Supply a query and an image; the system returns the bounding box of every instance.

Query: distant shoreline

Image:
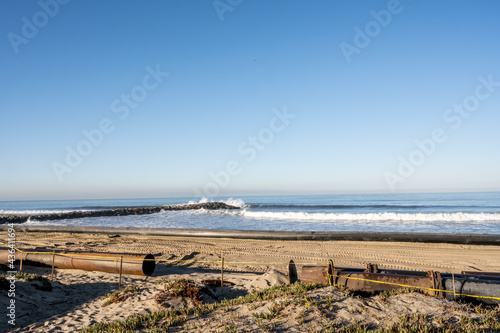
[0,202,240,224]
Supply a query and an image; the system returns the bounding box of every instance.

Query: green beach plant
[101,285,143,307]
[81,281,500,333]
[81,282,323,332]
[0,272,53,291]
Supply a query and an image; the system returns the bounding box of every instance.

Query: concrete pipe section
[0,247,155,276]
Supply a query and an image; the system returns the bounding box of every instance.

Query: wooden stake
[119,256,123,287]
[51,253,55,281]
[20,252,23,272]
[221,251,224,294]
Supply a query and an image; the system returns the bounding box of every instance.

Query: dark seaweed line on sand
[0,202,239,224]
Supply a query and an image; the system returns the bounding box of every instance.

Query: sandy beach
[4,0,500,331]
[2,230,500,332]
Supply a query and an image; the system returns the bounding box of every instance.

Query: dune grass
[81,281,500,333]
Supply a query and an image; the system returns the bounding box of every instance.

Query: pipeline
[462,271,500,277]
[0,247,155,276]
[442,276,500,304]
[364,267,500,282]
[291,260,500,305]
[3,225,500,245]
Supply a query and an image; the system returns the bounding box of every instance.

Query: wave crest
[240,211,500,222]
[188,198,246,208]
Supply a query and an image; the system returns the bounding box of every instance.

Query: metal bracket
[428,271,443,297]
[365,263,379,273]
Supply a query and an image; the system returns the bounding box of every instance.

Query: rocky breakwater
[0,202,240,224]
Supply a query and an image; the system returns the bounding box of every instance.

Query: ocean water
[1,192,500,234]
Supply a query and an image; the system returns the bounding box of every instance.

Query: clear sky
[1,0,499,201]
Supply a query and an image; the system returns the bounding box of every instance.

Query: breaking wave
[238,211,500,222]
[188,198,247,208]
[247,204,497,210]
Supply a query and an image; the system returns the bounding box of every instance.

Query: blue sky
[1,0,499,201]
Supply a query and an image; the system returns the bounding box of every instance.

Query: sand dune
[1,231,500,332]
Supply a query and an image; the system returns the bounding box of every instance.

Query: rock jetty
[0,202,240,225]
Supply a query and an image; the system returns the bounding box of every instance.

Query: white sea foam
[21,208,500,234]
[239,211,500,222]
[187,198,247,208]
[12,193,500,234]
[222,198,246,208]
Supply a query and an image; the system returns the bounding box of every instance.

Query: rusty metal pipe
[299,265,440,295]
[0,247,155,276]
[298,263,500,304]
[364,269,500,282]
[461,271,500,278]
[368,269,500,283]
[326,265,500,282]
[333,271,443,296]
